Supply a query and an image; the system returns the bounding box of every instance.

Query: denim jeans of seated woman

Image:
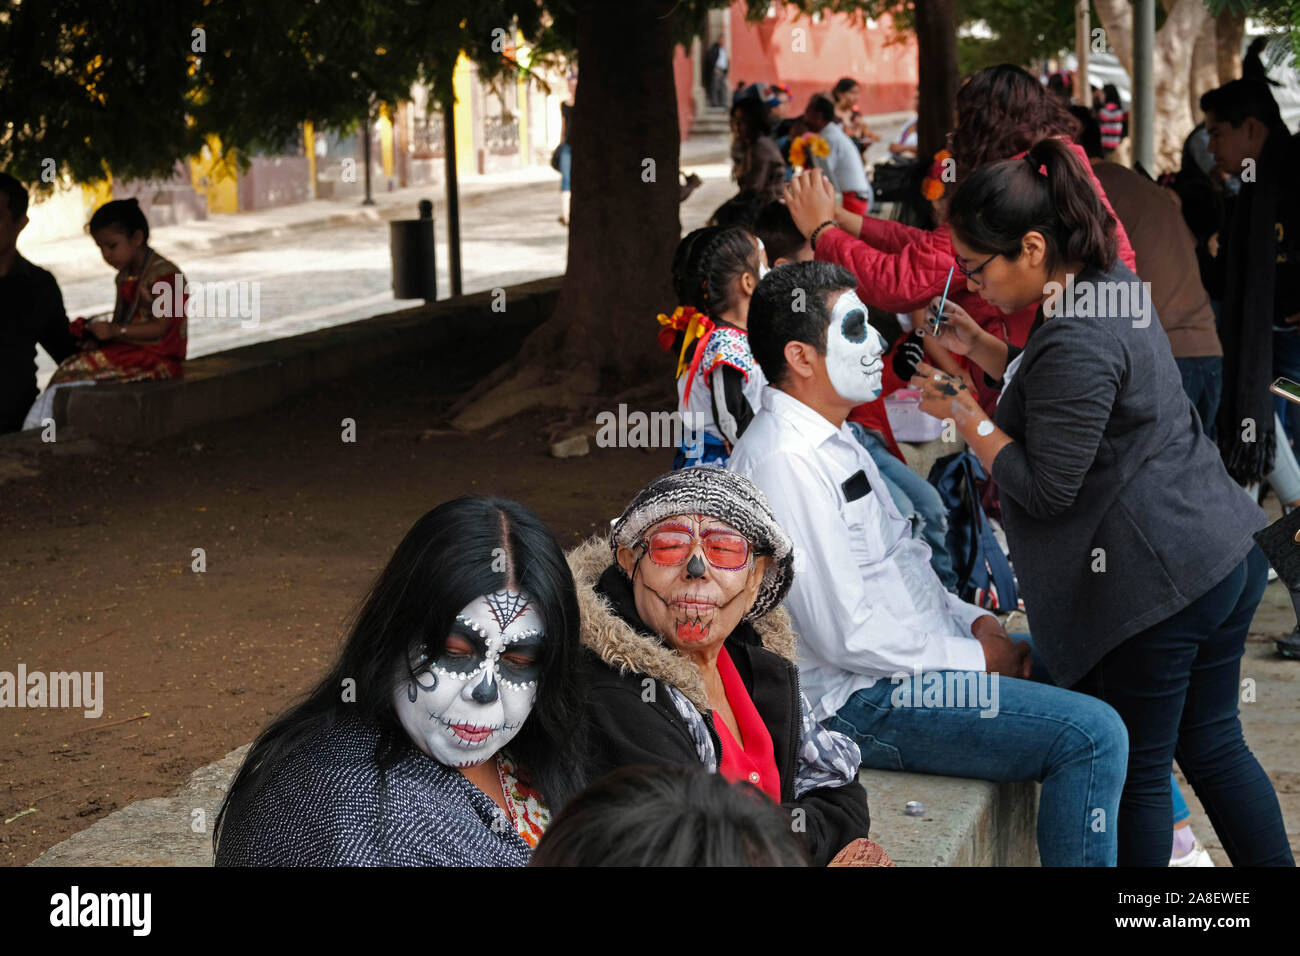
[846,422,958,590]
[822,658,1128,866]
[1071,546,1293,867]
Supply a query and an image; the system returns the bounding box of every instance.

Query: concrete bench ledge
[29,746,1039,866]
[45,277,562,445]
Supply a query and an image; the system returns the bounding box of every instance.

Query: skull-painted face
[393,590,545,769]
[824,289,887,403]
[617,515,769,659]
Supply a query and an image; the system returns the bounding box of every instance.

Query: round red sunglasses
[639,525,752,571]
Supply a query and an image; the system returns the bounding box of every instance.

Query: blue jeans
[824,667,1128,866]
[558,142,572,192]
[1174,356,1222,440]
[1071,547,1293,866]
[847,423,958,590]
[1013,634,1193,833]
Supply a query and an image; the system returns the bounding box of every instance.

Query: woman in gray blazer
[909,137,1292,867]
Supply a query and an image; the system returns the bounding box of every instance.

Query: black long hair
[671,225,759,318]
[213,496,586,852]
[947,137,1117,275]
[529,765,809,866]
[88,197,150,240]
[730,96,771,144]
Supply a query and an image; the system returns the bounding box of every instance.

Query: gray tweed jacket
[991,261,1266,687]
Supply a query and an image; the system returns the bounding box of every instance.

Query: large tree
[0,0,548,184]
[0,0,960,428]
[1092,0,1213,171]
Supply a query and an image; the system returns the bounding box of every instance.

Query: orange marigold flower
[788,138,807,167]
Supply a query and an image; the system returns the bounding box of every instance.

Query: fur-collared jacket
[568,538,872,866]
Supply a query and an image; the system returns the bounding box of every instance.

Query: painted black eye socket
[499,653,542,682]
[841,308,867,343]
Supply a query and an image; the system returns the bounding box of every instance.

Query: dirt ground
[0,347,671,865]
[3,342,1297,866]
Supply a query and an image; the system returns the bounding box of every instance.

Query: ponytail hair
[671,225,759,317]
[947,137,1117,274]
[88,197,150,241]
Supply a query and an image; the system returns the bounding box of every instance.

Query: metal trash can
[390,199,437,301]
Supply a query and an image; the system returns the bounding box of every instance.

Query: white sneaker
[1170,839,1216,867]
[1268,566,1280,583]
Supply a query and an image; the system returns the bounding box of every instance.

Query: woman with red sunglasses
[567,466,877,866]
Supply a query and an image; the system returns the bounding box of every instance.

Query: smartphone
[1270,377,1300,406]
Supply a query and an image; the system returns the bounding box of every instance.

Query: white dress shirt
[729,387,989,722]
[817,120,869,197]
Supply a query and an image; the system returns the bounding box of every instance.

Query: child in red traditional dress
[23,199,187,429]
[656,225,767,469]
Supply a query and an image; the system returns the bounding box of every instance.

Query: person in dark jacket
[0,173,78,433]
[1201,72,1300,661]
[912,137,1292,867]
[569,466,874,867]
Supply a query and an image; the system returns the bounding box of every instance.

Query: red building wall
[673,45,697,143]
[674,3,918,138]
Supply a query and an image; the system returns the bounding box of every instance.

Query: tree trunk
[913,0,958,160]
[556,0,681,385]
[450,0,681,430]
[1190,19,1219,119]
[1215,8,1246,84]
[1093,0,1209,173]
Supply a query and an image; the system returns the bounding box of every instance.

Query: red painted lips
[450,724,495,742]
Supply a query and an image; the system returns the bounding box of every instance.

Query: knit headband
[610,466,795,621]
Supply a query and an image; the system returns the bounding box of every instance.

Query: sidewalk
[21,133,736,284]
[18,107,915,284]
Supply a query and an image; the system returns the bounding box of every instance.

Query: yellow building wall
[81,177,113,219]
[379,104,394,177]
[189,135,239,214]
[516,33,530,167]
[452,52,475,178]
[304,120,317,199]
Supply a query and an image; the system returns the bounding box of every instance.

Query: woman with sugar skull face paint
[214,496,586,867]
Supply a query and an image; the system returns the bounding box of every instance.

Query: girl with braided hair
[656,225,768,468]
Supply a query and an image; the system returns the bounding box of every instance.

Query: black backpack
[928,451,1019,611]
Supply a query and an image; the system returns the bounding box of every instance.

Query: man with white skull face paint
[213,497,586,867]
[731,261,1130,867]
[824,289,887,403]
[394,591,545,769]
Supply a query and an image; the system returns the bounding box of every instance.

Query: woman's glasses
[641,527,752,571]
[955,252,997,282]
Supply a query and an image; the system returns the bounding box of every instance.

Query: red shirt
[713,646,781,802]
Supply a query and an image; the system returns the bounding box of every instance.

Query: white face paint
[393,590,545,769]
[825,289,887,402]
